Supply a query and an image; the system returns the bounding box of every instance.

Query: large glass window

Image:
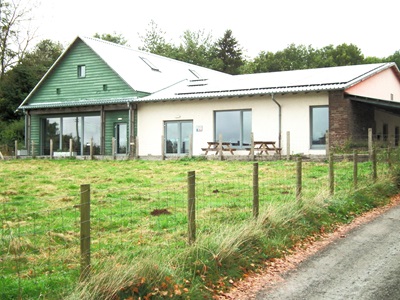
[42,115,100,155]
[62,117,81,154]
[215,110,252,147]
[165,121,193,154]
[43,118,60,155]
[310,106,329,148]
[83,116,101,155]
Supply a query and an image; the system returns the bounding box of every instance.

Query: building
[18,36,400,158]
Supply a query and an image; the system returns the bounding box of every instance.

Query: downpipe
[271,94,282,149]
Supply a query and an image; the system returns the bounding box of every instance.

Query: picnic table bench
[246,141,281,155]
[202,142,236,155]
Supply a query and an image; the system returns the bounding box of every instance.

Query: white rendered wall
[136,92,329,157]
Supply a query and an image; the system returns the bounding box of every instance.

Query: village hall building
[18,36,400,159]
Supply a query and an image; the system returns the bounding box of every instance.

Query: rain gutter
[271,93,282,149]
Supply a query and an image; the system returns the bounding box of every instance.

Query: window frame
[214,109,252,148]
[164,120,193,154]
[77,65,86,78]
[41,115,101,155]
[310,105,329,149]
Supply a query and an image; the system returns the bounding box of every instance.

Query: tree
[0,39,62,145]
[138,20,177,57]
[326,43,364,66]
[242,51,279,73]
[175,29,214,68]
[212,29,244,74]
[94,32,128,46]
[386,50,400,69]
[0,0,37,79]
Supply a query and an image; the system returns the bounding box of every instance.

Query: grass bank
[0,157,399,299]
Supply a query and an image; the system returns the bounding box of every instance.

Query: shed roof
[138,63,400,102]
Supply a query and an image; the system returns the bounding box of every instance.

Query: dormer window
[77,65,86,78]
[140,57,160,72]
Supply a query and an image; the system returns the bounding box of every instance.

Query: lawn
[0,156,398,299]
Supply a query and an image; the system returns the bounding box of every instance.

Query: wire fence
[0,150,397,299]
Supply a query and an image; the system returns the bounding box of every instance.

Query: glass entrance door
[115,123,127,154]
[164,121,193,154]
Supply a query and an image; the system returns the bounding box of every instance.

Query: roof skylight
[189,69,200,79]
[140,57,160,72]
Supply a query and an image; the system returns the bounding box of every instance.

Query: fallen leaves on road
[218,194,400,300]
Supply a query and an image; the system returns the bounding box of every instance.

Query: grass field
[0,156,398,299]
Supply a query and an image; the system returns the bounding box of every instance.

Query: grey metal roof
[80,36,231,93]
[18,34,400,111]
[138,63,398,102]
[19,97,139,110]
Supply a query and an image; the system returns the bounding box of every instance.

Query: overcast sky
[32,0,398,59]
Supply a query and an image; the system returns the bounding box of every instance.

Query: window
[115,123,127,154]
[383,123,388,142]
[42,116,101,155]
[164,121,193,154]
[139,57,160,72]
[215,110,252,147]
[77,65,86,78]
[56,88,61,94]
[310,106,329,149]
[103,84,108,91]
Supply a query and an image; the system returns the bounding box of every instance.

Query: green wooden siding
[30,114,41,156]
[105,110,129,155]
[27,40,144,105]
[26,39,144,156]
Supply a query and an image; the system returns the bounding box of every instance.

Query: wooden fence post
[372,147,377,182]
[325,130,329,157]
[112,137,116,160]
[387,145,392,170]
[296,156,302,201]
[368,128,373,160]
[50,139,54,159]
[15,140,18,159]
[250,132,255,161]
[69,138,73,157]
[189,134,193,159]
[80,184,91,281]
[218,134,223,161]
[31,140,35,159]
[187,171,196,244]
[90,138,94,160]
[161,135,165,160]
[286,131,290,160]
[329,152,334,195]
[129,135,135,159]
[353,150,358,189]
[253,162,259,218]
[135,136,139,159]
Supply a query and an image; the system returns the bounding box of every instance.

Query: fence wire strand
[0,151,395,298]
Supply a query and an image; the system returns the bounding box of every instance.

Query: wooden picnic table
[247,141,281,155]
[202,142,236,155]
